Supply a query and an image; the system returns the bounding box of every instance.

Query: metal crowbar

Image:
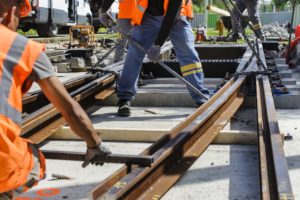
[116,27,209,100]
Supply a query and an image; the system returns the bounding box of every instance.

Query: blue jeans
[231,0,263,36]
[117,13,209,105]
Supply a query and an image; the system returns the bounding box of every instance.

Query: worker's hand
[99,12,113,27]
[147,45,161,63]
[82,143,112,168]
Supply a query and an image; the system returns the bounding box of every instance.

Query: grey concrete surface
[18,108,300,200]
[277,110,300,200]
[18,141,152,200]
[28,72,87,93]
[162,145,260,200]
[162,109,300,200]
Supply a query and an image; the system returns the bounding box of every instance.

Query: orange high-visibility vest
[118,0,136,19]
[0,25,46,193]
[181,0,193,19]
[19,0,32,18]
[131,0,193,25]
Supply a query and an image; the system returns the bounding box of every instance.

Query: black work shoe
[226,33,242,42]
[117,100,131,117]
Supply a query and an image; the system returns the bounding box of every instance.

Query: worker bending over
[0,1,111,199]
[227,0,264,42]
[100,0,209,117]
[99,0,135,62]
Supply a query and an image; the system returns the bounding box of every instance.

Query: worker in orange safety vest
[98,0,194,62]
[0,0,111,199]
[100,0,210,116]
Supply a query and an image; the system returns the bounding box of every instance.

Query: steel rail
[42,150,154,167]
[22,72,119,144]
[23,73,98,105]
[22,74,115,133]
[89,76,236,199]
[256,75,294,200]
[88,44,252,200]
[89,75,246,200]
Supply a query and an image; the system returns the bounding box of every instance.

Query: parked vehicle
[19,0,93,37]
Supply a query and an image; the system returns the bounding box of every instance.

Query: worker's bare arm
[37,76,101,148]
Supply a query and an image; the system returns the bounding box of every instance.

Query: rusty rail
[256,75,294,200]
[88,43,294,200]
[89,75,246,200]
[43,150,154,167]
[22,73,98,105]
[21,63,122,144]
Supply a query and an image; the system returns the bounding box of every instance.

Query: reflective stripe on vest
[137,4,146,12]
[0,25,46,193]
[0,35,28,126]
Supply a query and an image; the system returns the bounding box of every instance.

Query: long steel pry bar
[43,150,154,167]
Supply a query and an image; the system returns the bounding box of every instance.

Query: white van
[19,0,93,37]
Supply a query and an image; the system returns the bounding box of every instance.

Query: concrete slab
[18,141,152,200]
[163,109,300,200]
[162,145,260,200]
[28,72,87,93]
[223,109,257,132]
[51,107,258,145]
[243,92,300,109]
[18,109,300,200]
[100,78,219,107]
[276,64,289,71]
[274,58,287,65]
[279,71,293,78]
[52,107,194,142]
[277,110,300,200]
[282,78,297,85]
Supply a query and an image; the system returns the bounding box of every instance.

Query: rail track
[22,61,123,144]
[20,42,294,200]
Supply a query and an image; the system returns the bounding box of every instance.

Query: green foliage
[273,0,287,7]
[17,29,38,36]
[272,0,300,9]
[192,0,228,13]
[193,4,201,13]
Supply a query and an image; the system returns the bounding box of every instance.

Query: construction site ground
[19,73,300,200]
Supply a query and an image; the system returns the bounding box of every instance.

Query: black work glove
[147,44,161,63]
[82,143,111,168]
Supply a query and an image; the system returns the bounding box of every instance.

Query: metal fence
[260,12,291,25]
[191,12,292,28]
[294,5,300,27]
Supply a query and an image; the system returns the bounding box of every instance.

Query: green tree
[272,0,300,11]
[193,4,201,13]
